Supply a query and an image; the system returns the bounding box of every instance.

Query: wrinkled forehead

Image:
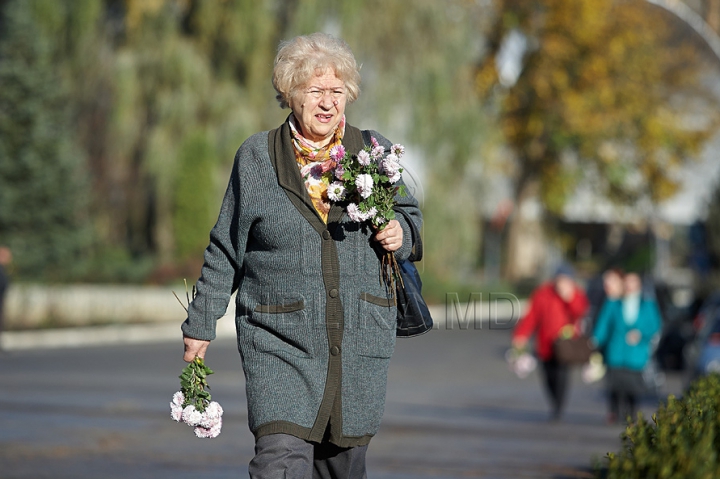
[305,67,344,87]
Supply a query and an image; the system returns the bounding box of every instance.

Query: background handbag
[554,336,594,364]
[394,207,433,338]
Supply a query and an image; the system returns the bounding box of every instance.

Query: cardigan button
[330,345,341,356]
[329,288,339,298]
[322,230,331,240]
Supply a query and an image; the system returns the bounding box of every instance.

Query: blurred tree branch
[475,0,720,280]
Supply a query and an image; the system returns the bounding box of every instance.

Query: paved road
[0,326,683,479]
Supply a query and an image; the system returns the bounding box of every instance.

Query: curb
[1,301,523,351]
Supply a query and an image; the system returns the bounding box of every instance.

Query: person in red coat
[512,264,589,420]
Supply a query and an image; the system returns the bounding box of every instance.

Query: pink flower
[371,145,385,159]
[391,144,405,157]
[355,174,374,199]
[357,150,371,166]
[330,145,346,161]
[370,136,380,148]
[381,156,402,183]
[328,181,346,201]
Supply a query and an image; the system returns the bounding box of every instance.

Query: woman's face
[291,68,347,145]
[624,273,642,295]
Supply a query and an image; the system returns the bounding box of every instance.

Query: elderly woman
[181,33,422,478]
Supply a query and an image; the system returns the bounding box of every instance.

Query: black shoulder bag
[393,207,433,337]
[358,130,433,337]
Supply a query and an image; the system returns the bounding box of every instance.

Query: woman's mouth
[315,114,333,123]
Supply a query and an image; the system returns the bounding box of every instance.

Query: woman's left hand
[374,219,403,252]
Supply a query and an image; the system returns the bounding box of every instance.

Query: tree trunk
[503,177,547,282]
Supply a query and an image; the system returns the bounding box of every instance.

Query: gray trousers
[248,434,368,479]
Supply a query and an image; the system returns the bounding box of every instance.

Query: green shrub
[602,374,720,479]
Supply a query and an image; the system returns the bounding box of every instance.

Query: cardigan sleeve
[181,145,251,341]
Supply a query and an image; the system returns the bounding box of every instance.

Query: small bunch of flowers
[170,357,223,438]
[327,137,406,228]
[505,346,537,379]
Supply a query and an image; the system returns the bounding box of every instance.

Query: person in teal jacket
[592,272,662,424]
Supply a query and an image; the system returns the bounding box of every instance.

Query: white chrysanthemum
[362,207,378,222]
[391,144,405,157]
[170,403,183,422]
[327,181,346,202]
[347,203,364,222]
[205,401,224,419]
[194,417,222,438]
[182,405,203,427]
[172,391,184,406]
[371,145,385,159]
[355,174,374,199]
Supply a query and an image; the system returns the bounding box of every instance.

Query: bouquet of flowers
[505,346,537,379]
[327,137,407,286]
[170,356,224,438]
[170,281,223,438]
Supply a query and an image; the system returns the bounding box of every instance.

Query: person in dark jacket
[181,33,422,479]
[512,264,589,420]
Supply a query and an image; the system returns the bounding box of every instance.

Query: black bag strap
[360,130,422,262]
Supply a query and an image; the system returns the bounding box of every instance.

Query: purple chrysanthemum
[334,163,345,179]
[330,145,346,161]
[355,174,374,199]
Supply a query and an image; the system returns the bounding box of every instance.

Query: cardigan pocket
[355,293,397,358]
[248,299,314,358]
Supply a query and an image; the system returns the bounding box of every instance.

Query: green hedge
[602,374,720,479]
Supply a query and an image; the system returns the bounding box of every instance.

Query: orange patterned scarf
[288,114,346,223]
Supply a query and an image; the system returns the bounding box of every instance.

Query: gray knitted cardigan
[182,120,422,447]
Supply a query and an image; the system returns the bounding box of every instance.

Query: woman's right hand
[183,335,210,362]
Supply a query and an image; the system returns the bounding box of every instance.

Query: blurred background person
[592,272,662,424]
[512,264,589,420]
[0,246,11,350]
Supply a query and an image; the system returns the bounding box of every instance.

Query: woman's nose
[320,95,336,108]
